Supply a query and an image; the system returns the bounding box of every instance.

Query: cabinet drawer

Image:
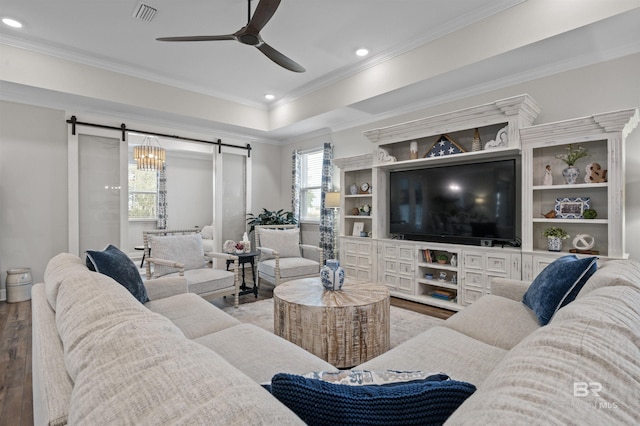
[398,262,413,275]
[382,244,398,258]
[398,246,414,261]
[486,255,508,273]
[384,259,398,273]
[464,271,484,288]
[344,253,358,267]
[463,253,483,270]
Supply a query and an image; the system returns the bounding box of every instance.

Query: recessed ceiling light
[264,94,275,101]
[355,48,369,57]
[2,17,23,28]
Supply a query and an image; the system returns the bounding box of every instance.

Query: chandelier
[133,136,166,171]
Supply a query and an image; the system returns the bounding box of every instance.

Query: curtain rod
[66,115,252,157]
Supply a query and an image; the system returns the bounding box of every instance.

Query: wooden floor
[0,300,33,426]
[1,275,453,425]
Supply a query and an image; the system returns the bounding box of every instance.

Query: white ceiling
[1,0,640,142]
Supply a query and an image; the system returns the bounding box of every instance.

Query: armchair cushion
[258,257,320,279]
[258,228,301,260]
[150,234,206,277]
[85,244,149,304]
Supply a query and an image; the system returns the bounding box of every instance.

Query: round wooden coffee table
[273,278,390,368]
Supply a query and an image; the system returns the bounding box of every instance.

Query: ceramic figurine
[543,165,553,186]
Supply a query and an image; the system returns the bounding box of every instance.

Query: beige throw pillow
[258,228,301,260]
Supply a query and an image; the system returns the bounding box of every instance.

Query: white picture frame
[352,222,365,236]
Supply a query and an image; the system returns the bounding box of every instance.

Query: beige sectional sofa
[33,253,640,425]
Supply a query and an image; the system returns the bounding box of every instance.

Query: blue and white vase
[321,259,345,291]
[562,166,579,185]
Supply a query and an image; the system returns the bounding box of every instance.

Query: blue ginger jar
[321,259,345,291]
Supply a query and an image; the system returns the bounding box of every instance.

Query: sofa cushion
[522,255,597,325]
[86,244,149,303]
[258,257,319,278]
[145,293,241,339]
[150,234,206,277]
[43,252,90,311]
[577,258,640,298]
[267,372,475,426]
[258,228,301,260]
[195,323,336,384]
[444,294,540,350]
[446,284,640,426]
[356,326,508,386]
[55,264,304,425]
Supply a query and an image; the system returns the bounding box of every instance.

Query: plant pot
[562,166,580,184]
[547,237,563,252]
[437,259,447,265]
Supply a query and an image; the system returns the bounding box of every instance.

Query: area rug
[223,298,444,348]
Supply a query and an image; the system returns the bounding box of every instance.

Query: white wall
[0,101,69,292]
[280,53,640,260]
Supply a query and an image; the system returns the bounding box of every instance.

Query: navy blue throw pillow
[523,255,597,325]
[86,244,149,304]
[267,373,476,426]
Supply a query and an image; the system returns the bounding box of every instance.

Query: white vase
[547,237,563,252]
[562,166,579,184]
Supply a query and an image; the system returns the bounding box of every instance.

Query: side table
[226,251,259,297]
[274,278,390,368]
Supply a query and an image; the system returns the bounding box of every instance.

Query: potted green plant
[543,227,569,252]
[556,144,589,184]
[436,253,449,264]
[246,208,297,233]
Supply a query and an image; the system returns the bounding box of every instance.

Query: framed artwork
[554,197,591,219]
[352,222,365,236]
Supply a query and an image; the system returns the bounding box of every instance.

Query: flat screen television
[389,159,518,246]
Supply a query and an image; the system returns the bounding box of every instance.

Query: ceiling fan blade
[256,41,305,73]
[156,35,237,42]
[245,0,281,34]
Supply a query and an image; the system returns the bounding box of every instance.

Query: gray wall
[0,101,69,292]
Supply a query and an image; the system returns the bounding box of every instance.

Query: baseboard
[0,289,6,302]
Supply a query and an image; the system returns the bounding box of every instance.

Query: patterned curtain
[157,163,167,229]
[291,150,301,225]
[319,142,334,261]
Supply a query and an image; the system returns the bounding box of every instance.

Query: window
[300,149,323,222]
[128,163,158,220]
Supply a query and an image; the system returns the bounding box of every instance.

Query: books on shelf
[422,249,434,263]
[430,289,456,301]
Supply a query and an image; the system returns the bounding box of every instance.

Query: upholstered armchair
[143,228,240,307]
[255,225,323,287]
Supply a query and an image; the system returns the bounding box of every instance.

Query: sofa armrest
[490,277,531,301]
[144,276,188,300]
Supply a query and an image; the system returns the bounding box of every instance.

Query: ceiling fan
[157,0,305,73]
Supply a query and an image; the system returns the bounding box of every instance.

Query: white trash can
[6,268,32,303]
